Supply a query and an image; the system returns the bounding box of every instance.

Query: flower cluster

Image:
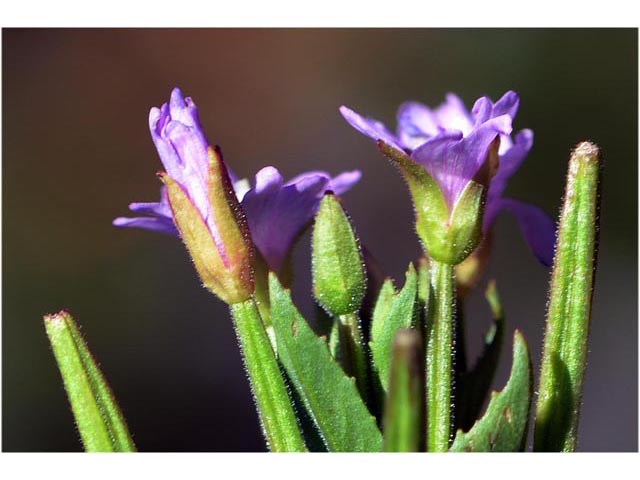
[115,88,553,302]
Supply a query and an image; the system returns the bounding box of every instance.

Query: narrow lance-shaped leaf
[312,193,368,395]
[450,331,533,452]
[455,281,506,431]
[370,279,396,335]
[534,142,602,452]
[417,257,430,313]
[44,311,136,452]
[229,299,307,452]
[370,264,419,394]
[270,273,383,452]
[383,329,425,452]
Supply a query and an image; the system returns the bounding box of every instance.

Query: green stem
[230,298,306,452]
[534,142,602,452]
[252,254,275,349]
[426,260,455,452]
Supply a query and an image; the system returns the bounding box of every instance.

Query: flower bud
[312,193,366,316]
[161,146,254,304]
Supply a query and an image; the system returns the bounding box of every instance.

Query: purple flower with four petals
[339,91,555,265]
[114,88,360,275]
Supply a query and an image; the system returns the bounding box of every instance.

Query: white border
[1,452,640,478]
[0,0,638,27]
[0,0,638,475]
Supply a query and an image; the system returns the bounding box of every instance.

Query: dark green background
[3,29,637,451]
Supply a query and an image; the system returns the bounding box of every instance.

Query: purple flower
[340,91,555,266]
[114,88,360,275]
[239,167,361,274]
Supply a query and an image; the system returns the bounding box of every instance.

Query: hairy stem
[426,260,455,452]
[230,298,306,452]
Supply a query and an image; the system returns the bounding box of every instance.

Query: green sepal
[370,264,419,394]
[378,141,485,265]
[269,273,383,452]
[44,311,136,452]
[312,193,368,395]
[383,329,425,452]
[534,142,602,452]
[455,281,506,432]
[159,146,255,304]
[312,193,366,316]
[450,331,533,452]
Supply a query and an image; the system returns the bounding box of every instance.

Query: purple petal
[491,198,556,267]
[148,88,220,243]
[410,130,464,209]
[434,93,474,135]
[113,187,179,236]
[328,170,362,195]
[254,166,284,193]
[472,91,520,128]
[488,129,534,203]
[285,170,328,187]
[492,90,520,119]
[162,121,210,213]
[149,105,182,174]
[241,167,360,273]
[241,167,329,273]
[471,96,494,125]
[396,101,439,149]
[113,216,178,235]
[339,105,404,152]
[232,178,252,202]
[285,169,362,196]
[412,116,511,210]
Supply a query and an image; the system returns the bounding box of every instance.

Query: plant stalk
[426,260,455,452]
[230,298,306,452]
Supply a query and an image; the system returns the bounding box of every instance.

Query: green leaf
[534,142,602,452]
[269,273,383,452]
[44,311,136,452]
[312,193,366,317]
[455,281,506,432]
[370,264,419,394]
[450,331,533,452]
[383,329,425,452]
[229,299,307,452]
[370,279,397,341]
[416,257,430,310]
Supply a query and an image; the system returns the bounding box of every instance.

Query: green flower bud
[312,193,366,316]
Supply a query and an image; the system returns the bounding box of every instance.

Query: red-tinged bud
[160,146,254,304]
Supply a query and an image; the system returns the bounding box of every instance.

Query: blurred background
[2,29,637,452]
